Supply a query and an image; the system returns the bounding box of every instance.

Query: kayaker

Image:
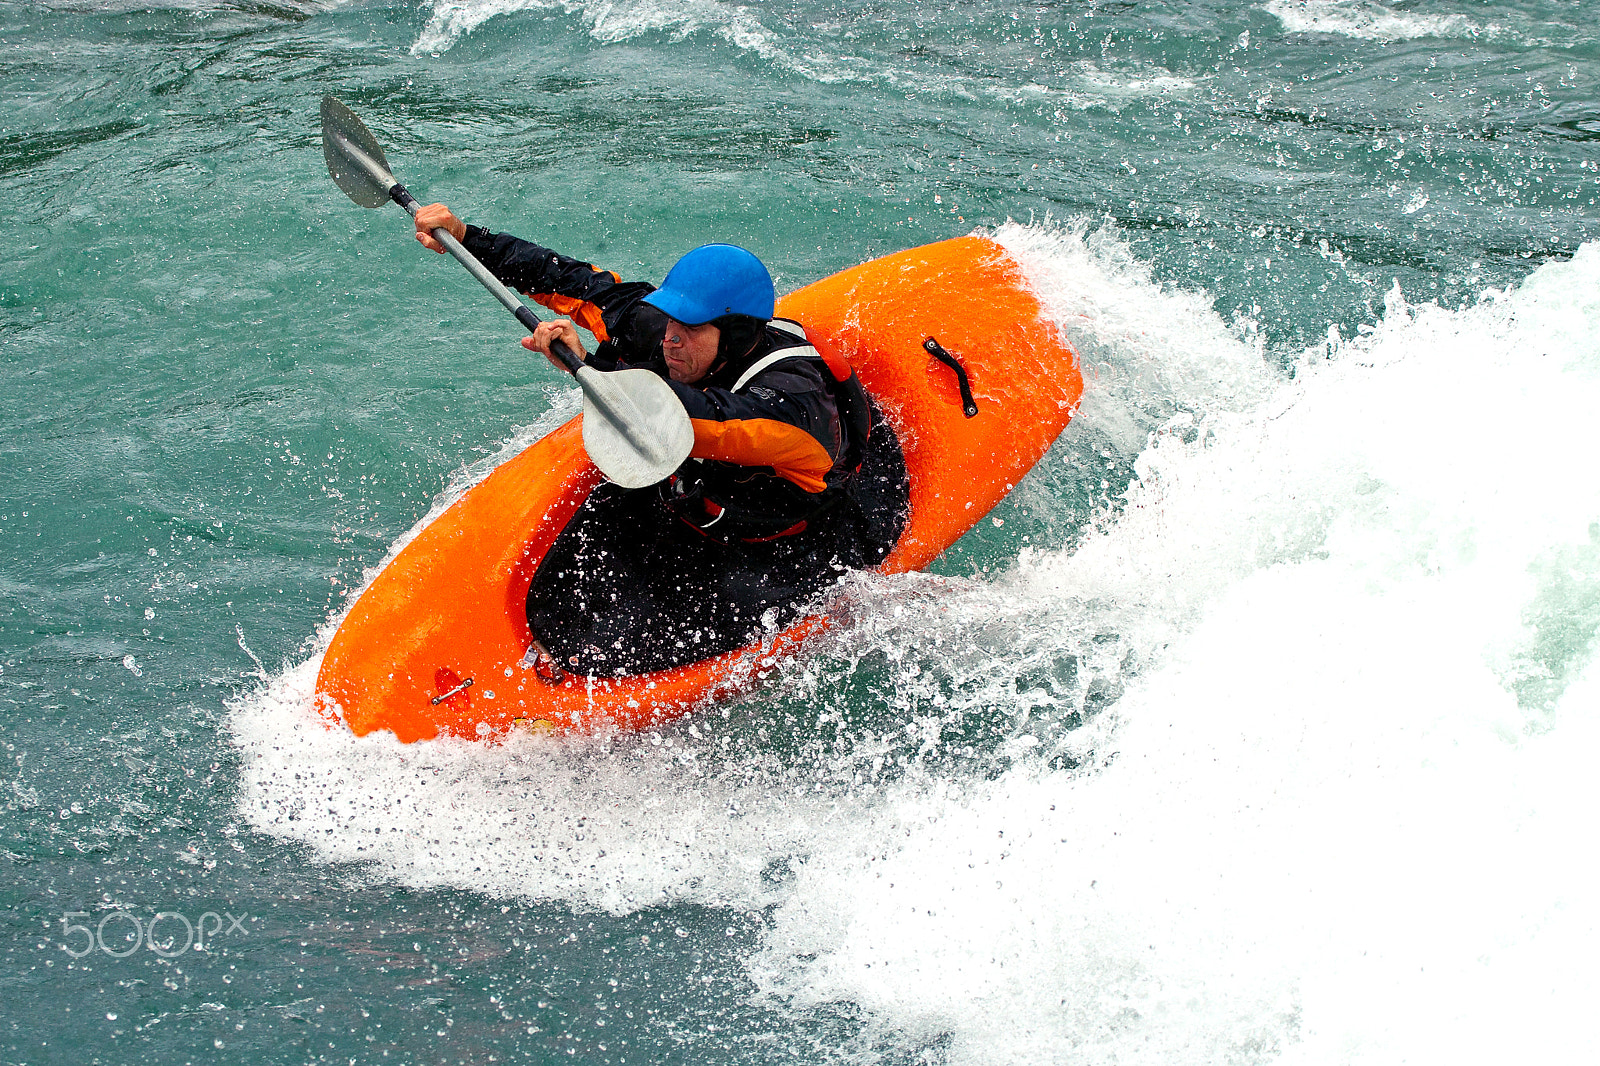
[412,204,909,678]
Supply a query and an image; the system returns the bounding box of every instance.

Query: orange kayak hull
[315,236,1081,741]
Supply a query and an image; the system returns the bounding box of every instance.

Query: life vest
[662,318,873,543]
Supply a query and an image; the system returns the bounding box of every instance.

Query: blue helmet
[642,244,775,325]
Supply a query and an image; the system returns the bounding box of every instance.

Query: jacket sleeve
[461,226,657,347]
[666,362,843,494]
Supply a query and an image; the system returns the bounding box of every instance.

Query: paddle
[319,95,693,489]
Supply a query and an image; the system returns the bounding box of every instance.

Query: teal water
[4,0,1599,1062]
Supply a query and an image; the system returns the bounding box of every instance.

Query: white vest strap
[731,319,820,392]
[731,346,821,392]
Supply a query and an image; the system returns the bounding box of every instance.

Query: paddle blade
[321,96,395,208]
[578,368,694,489]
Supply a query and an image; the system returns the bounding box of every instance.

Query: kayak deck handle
[431,676,473,705]
[923,337,979,417]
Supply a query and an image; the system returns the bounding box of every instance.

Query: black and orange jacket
[461,226,870,540]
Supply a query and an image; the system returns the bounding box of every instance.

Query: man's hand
[414,203,466,253]
[521,319,588,371]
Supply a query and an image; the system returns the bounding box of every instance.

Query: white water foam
[412,0,559,56]
[746,242,1600,1063]
[1263,0,1496,43]
[412,0,858,84]
[233,228,1600,1062]
[411,0,1199,107]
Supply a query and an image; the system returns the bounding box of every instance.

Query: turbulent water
[4,0,1599,1061]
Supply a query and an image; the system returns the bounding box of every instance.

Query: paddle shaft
[324,127,586,374]
[387,188,673,463]
[392,188,589,375]
[320,103,694,485]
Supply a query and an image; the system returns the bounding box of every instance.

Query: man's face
[662,318,721,384]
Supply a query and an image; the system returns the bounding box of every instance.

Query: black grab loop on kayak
[923,337,979,418]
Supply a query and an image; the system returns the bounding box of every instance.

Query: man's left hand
[521,319,588,371]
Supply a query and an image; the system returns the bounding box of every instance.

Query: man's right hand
[414,203,466,253]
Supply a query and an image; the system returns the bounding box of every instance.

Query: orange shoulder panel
[528,267,621,344]
[689,417,833,493]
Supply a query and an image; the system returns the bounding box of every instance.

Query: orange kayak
[315,236,1082,741]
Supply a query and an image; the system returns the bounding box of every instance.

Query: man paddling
[413,204,909,678]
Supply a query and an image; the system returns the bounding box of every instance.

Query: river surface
[3,0,1599,1062]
